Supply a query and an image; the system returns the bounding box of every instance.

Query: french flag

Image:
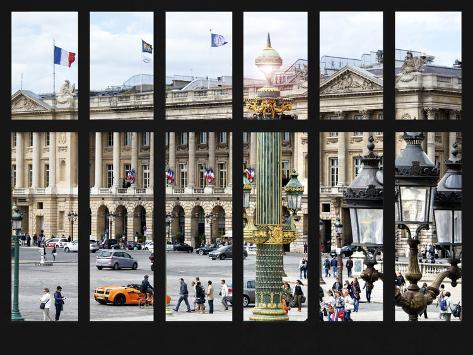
[54,46,76,67]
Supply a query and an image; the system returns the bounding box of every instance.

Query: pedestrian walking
[363,282,373,303]
[206,281,214,314]
[342,289,354,321]
[195,281,206,313]
[395,272,406,293]
[332,277,342,292]
[419,282,429,319]
[330,256,337,277]
[436,284,446,319]
[351,278,361,312]
[26,234,31,247]
[324,258,330,277]
[439,291,454,321]
[20,234,26,246]
[299,257,307,279]
[191,281,197,312]
[323,290,335,321]
[293,280,304,312]
[173,278,191,312]
[52,246,57,261]
[40,288,52,321]
[346,257,353,278]
[303,242,308,254]
[53,286,65,321]
[334,290,345,321]
[282,282,292,313]
[220,279,230,310]
[33,234,38,247]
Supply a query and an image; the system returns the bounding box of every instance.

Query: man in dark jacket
[324,258,330,277]
[174,278,191,312]
[141,275,154,302]
[332,277,343,292]
[345,257,353,278]
[330,257,337,277]
[54,286,65,321]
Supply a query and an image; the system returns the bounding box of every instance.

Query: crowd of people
[19,230,72,247]
[320,276,361,321]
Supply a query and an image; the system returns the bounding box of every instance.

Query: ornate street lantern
[12,205,23,231]
[243,172,252,209]
[255,33,283,86]
[344,136,383,246]
[433,143,462,255]
[334,218,343,235]
[395,132,439,232]
[11,205,24,321]
[284,169,304,213]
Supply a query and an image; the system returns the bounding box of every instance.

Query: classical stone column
[131,132,138,187]
[48,132,56,190]
[15,132,24,188]
[228,133,232,186]
[449,109,460,121]
[94,132,103,189]
[32,132,40,188]
[337,131,347,186]
[208,132,216,172]
[250,132,257,168]
[425,108,437,162]
[169,132,176,172]
[149,133,154,189]
[188,132,196,188]
[113,132,121,188]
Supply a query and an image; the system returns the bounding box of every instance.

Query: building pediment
[320,66,383,95]
[11,90,51,113]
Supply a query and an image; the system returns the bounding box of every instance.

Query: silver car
[95,250,138,270]
[228,279,256,307]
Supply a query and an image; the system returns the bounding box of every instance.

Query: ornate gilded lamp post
[343,136,384,290]
[394,132,461,321]
[244,34,296,321]
[11,205,24,321]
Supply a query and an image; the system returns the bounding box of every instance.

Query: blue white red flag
[54,46,76,67]
[204,168,215,183]
[211,33,228,47]
[126,168,136,183]
[166,168,175,183]
[244,167,255,182]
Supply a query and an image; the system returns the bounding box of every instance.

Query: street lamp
[394,132,461,321]
[11,205,24,321]
[334,217,343,284]
[344,136,384,289]
[433,142,462,271]
[205,213,215,244]
[165,213,174,244]
[319,220,326,285]
[67,211,78,241]
[243,172,252,210]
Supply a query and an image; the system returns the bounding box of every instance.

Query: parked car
[149,252,154,271]
[127,241,143,250]
[209,245,248,260]
[89,240,100,253]
[195,244,219,255]
[63,240,100,253]
[228,279,256,307]
[94,284,147,305]
[96,250,138,270]
[143,241,154,251]
[166,243,174,252]
[100,239,118,249]
[173,242,193,253]
[46,238,69,248]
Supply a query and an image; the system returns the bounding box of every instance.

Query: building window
[329,132,338,137]
[377,113,383,120]
[106,164,113,188]
[44,164,49,187]
[196,163,204,188]
[37,202,43,209]
[322,203,331,213]
[143,132,150,146]
[353,114,363,120]
[107,132,113,146]
[219,132,227,144]
[165,132,169,146]
[353,157,362,177]
[242,132,249,144]
[282,132,290,143]
[124,164,131,184]
[12,164,16,187]
[353,132,363,136]
[199,132,208,145]
[28,164,33,187]
[45,132,50,146]
[282,160,290,185]
[142,164,150,188]
[218,162,227,188]
[124,132,132,146]
[29,132,34,147]
[180,132,188,145]
[179,163,187,188]
[329,158,338,187]
[13,133,17,147]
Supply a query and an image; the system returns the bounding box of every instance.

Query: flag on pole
[211,33,228,47]
[126,168,136,183]
[54,46,76,67]
[166,169,175,184]
[244,167,255,182]
[204,168,215,183]
[142,40,153,63]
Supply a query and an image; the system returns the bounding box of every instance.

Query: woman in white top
[343,289,354,321]
[40,288,52,321]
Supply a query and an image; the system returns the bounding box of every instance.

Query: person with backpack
[436,284,446,319]
[324,258,330,277]
[439,291,454,321]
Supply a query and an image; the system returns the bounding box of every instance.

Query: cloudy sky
[166,12,232,79]
[90,12,153,91]
[244,12,307,80]
[320,12,383,61]
[12,12,78,94]
[396,12,461,66]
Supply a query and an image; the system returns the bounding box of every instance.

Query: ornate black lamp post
[334,218,343,284]
[67,211,78,241]
[344,136,384,290]
[11,205,24,321]
[205,212,216,244]
[394,132,461,321]
[165,213,174,244]
[319,220,325,285]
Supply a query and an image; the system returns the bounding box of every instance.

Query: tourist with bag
[40,288,52,321]
[293,280,304,312]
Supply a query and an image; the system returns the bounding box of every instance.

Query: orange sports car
[94,284,170,305]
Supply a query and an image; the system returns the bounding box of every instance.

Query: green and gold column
[244,34,296,321]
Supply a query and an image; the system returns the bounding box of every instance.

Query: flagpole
[140,40,143,95]
[53,39,56,108]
